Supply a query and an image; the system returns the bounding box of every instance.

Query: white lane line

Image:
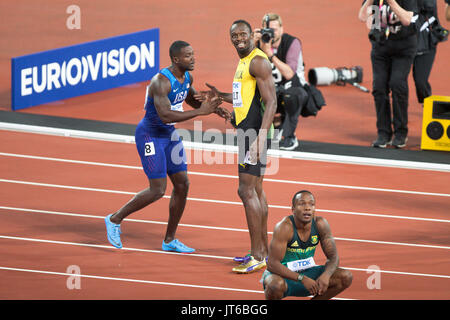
[0,266,263,294]
[2,123,450,172]
[1,179,449,224]
[1,206,449,250]
[0,265,355,300]
[0,235,230,260]
[1,235,449,279]
[1,152,449,197]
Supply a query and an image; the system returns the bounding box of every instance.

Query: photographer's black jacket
[258,33,303,88]
[363,0,419,41]
[417,0,443,53]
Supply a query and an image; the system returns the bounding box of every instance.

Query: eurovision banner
[11,28,159,110]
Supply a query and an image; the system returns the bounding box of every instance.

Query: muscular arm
[150,74,217,124]
[267,218,299,281]
[249,55,277,140]
[316,217,339,277]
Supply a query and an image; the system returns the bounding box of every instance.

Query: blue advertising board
[11,28,159,110]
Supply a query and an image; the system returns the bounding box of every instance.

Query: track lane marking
[1,152,449,197]
[1,206,449,250]
[0,235,449,279]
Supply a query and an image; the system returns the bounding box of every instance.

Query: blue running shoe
[162,239,195,253]
[105,214,122,249]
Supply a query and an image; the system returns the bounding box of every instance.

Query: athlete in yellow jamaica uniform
[196,20,277,273]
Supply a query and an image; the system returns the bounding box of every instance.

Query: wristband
[297,273,304,282]
[268,55,274,62]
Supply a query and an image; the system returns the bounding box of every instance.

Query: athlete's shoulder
[315,216,332,235]
[149,71,171,96]
[253,47,268,58]
[274,216,295,236]
[272,217,295,243]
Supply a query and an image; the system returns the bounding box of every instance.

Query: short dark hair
[292,190,314,207]
[169,40,190,61]
[230,19,252,33]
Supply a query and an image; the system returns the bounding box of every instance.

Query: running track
[0,129,449,300]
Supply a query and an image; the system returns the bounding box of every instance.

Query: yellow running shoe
[232,256,266,274]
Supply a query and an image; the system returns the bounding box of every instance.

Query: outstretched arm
[186,75,231,121]
[151,74,220,124]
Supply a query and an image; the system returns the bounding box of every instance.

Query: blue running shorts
[135,123,187,180]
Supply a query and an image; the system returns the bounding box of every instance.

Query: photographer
[359,0,419,149]
[413,0,448,104]
[254,13,310,151]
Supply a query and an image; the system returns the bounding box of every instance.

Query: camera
[431,25,449,45]
[260,15,274,43]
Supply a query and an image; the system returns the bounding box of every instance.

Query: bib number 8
[144,142,155,156]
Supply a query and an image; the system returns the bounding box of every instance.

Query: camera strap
[420,16,436,32]
[379,0,391,39]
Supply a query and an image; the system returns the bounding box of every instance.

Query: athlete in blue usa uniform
[105,41,230,253]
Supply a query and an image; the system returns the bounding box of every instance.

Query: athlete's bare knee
[149,188,165,201]
[265,277,286,300]
[238,184,255,202]
[173,178,190,194]
[340,269,353,289]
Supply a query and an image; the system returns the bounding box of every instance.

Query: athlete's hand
[199,95,221,115]
[205,83,221,97]
[215,106,232,122]
[316,273,331,296]
[302,276,320,297]
[193,89,215,102]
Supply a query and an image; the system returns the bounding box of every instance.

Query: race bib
[168,102,184,125]
[232,82,243,108]
[171,102,184,112]
[286,257,316,272]
[144,141,155,156]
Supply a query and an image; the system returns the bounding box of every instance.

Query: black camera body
[260,15,274,43]
[261,28,275,43]
[431,25,449,44]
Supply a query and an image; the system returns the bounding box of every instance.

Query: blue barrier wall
[11,28,159,110]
